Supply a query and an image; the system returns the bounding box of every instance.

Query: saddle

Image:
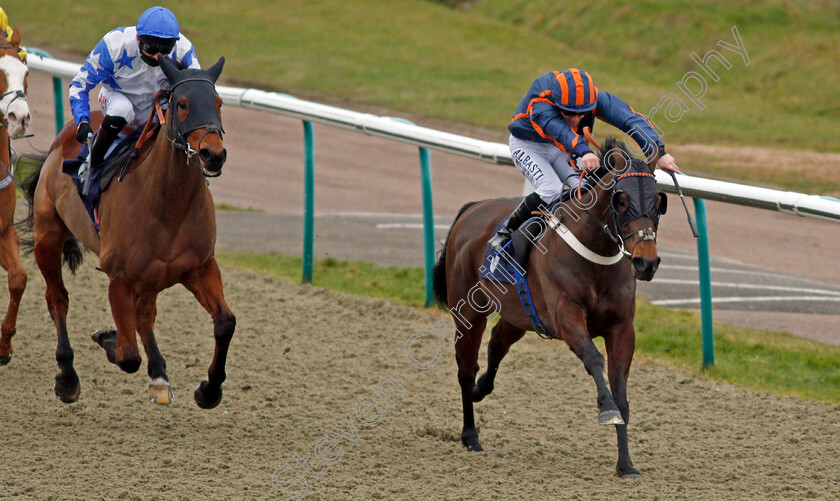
[61,103,164,231]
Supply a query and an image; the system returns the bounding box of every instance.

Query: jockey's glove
[75,122,92,143]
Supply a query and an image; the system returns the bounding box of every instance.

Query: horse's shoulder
[49,113,104,160]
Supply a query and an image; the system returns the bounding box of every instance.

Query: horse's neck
[544,168,619,260]
[0,126,8,168]
[139,130,207,216]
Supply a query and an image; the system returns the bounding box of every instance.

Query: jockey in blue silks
[69,6,200,176]
[488,68,681,253]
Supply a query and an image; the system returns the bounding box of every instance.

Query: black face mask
[139,36,177,66]
[159,56,226,160]
[609,168,667,238]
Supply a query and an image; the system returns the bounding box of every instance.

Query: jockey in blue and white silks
[69,6,200,177]
[488,68,681,253]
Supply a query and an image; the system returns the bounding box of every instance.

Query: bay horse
[432,138,667,478]
[0,28,31,366]
[21,56,234,408]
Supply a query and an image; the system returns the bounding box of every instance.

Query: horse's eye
[178,102,187,110]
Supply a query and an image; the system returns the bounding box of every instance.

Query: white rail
[25,51,840,223]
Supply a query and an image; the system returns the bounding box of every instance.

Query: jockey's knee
[101,96,135,126]
[535,188,560,205]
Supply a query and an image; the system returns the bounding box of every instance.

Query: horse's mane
[597,137,651,176]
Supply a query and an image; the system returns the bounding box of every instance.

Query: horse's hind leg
[554,300,622,425]
[473,318,525,402]
[454,315,487,451]
[33,226,79,403]
[182,257,236,409]
[604,319,641,479]
[0,224,27,365]
[135,292,172,404]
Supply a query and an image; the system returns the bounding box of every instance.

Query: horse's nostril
[7,112,16,123]
[632,257,646,272]
[199,148,213,163]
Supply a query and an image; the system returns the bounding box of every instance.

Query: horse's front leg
[182,257,236,409]
[0,223,27,365]
[604,317,641,479]
[554,300,622,425]
[135,292,172,404]
[107,278,142,373]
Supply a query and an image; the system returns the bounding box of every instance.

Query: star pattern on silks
[115,49,134,70]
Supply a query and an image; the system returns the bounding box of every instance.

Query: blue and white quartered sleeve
[175,35,200,70]
[69,37,117,126]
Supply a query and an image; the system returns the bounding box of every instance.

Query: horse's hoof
[117,357,142,374]
[0,352,12,366]
[54,375,81,404]
[194,380,222,409]
[147,378,174,405]
[461,430,484,452]
[91,329,118,364]
[598,409,625,426]
[472,372,494,402]
[617,466,642,479]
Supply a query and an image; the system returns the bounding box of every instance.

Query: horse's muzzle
[199,147,227,175]
[632,256,660,281]
[7,109,31,139]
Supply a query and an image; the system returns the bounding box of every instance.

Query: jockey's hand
[579,152,600,172]
[75,122,92,143]
[656,153,681,174]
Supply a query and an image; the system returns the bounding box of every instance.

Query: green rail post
[390,118,436,307]
[302,121,315,284]
[693,198,714,367]
[52,77,65,135]
[418,147,435,307]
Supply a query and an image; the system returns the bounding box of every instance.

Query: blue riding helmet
[136,6,180,40]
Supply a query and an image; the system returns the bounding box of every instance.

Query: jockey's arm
[595,91,677,170]
[174,35,201,70]
[69,36,114,127]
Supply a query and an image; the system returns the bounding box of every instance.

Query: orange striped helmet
[553,68,599,113]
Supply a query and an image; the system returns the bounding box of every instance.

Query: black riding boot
[87,115,127,174]
[488,192,544,253]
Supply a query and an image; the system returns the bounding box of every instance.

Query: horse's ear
[159,56,179,82]
[206,57,225,83]
[9,28,20,48]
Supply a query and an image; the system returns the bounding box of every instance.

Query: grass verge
[217,250,840,404]
[12,0,840,160]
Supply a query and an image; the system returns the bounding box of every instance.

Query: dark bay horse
[21,56,234,408]
[433,138,667,478]
[0,28,31,365]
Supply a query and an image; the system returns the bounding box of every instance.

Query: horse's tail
[17,154,85,274]
[16,153,45,254]
[432,200,480,309]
